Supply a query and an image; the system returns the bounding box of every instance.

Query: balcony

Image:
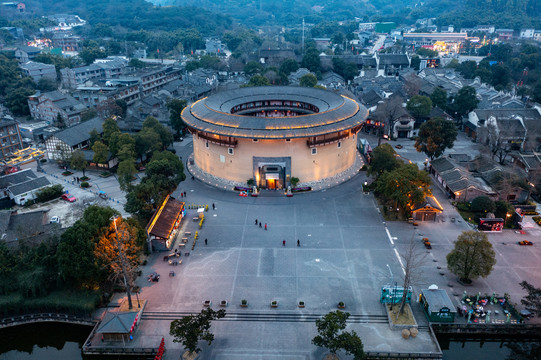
[198,132,238,147]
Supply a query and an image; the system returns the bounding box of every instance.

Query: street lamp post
[111,215,133,310]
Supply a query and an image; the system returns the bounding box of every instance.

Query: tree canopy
[414,117,458,160]
[446,231,496,284]
[166,98,188,136]
[519,281,541,317]
[312,311,365,359]
[170,308,226,354]
[406,95,432,119]
[368,143,402,177]
[375,163,432,213]
[300,73,318,88]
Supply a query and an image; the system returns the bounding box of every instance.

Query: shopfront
[146,195,185,251]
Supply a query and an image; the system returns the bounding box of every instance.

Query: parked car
[518,240,533,246]
[50,216,60,224]
[61,193,76,202]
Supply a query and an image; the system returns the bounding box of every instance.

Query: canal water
[0,323,540,359]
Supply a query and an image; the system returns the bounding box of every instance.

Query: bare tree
[404,75,422,98]
[477,118,517,165]
[373,95,406,144]
[396,236,427,318]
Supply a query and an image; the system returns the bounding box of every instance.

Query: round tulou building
[181,86,368,189]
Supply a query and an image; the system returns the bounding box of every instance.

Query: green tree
[368,143,402,177]
[446,230,496,284]
[142,116,173,149]
[79,46,107,65]
[102,118,120,145]
[5,87,34,116]
[449,86,479,120]
[92,141,109,164]
[491,64,511,90]
[70,149,88,177]
[109,132,135,158]
[301,47,321,73]
[430,87,448,109]
[519,281,541,317]
[166,98,188,136]
[185,61,200,72]
[279,59,299,76]
[312,311,365,360]
[416,48,438,58]
[471,196,496,214]
[300,73,318,87]
[245,74,270,87]
[406,95,432,119]
[117,159,137,192]
[410,55,421,70]
[57,206,119,287]
[81,108,98,122]
[375,164,432,212]
[414,117,458,160]
[89,129,100,147]
[170,308,226,355]
[243,61,263,75]
[135,127,161,161]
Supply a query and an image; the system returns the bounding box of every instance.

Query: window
[338,141,342,148]
[285,138,291,142]
[228,148,234,155]
[252,139,258,142]
[311,148,317,155]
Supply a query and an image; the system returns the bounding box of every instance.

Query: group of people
[255,219,267,230]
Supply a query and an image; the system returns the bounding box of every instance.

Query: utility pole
[111,216,133,310]
[302,18,305,56]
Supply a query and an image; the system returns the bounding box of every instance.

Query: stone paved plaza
[129,139,441,359]
[125,137,541,359]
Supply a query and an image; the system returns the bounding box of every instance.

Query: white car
[50,216,60,224]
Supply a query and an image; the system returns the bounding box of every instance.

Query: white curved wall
[193,133,358,184]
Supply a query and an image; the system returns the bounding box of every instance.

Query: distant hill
[148,0,540,30]
[21,0,232,34]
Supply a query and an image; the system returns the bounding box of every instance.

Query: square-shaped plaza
[135,175,444,359]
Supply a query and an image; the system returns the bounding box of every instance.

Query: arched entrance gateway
[181,86,368,189]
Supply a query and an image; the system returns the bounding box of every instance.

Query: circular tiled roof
[181,86,368,139]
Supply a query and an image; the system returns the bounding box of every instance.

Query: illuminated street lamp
[111,215,133,310]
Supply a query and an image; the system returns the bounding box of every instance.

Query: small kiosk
[96,311,139,342]
[146,195,185,251]
[421,286,456,323]
[412,196,443,222]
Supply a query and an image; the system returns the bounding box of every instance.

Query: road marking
[385,227,406,275]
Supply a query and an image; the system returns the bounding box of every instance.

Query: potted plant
[220,300,227,307]
[240,299,248,307]
[271,300,278,308]
[338,301,345,309]
[298,301,305,308]
[202,300,211,307]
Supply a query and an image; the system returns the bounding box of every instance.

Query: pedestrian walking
[283,240,286,246]
[264,223,267,230]
[77,177,80,183]
[255,219,258,225]
[297,239,300,247]
[205,238,208,245]
[212,203,215,210]
[73,177,76,182]
[184,191,187,197]
[259,222,262,228]
[191,176,195,180]
[180,193,183,198]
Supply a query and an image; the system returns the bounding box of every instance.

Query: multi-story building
[19,61,57,83]
[51,32,81,52]
[60,58,127,89]
[14,46,41,63]
[0,119,23,159]
[496,29,514,40]
[72,79,140,106]
[28,91,86,127]
[520,29,535,39]
[476,25,495,33]
[534,31,541,42]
